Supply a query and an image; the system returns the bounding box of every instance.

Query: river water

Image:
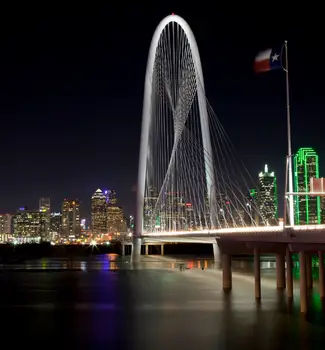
[1,254,325,349]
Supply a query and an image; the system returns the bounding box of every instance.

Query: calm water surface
[1,254,325,350]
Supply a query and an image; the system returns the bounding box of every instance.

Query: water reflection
[0,256,281,272]
[80,261,87,271]
[1,255,325,349]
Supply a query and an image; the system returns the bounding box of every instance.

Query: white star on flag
[271,53,279,62]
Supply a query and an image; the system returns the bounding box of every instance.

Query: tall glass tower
[61,199,80,239]
[294,147,321,225]
[91,189,107,234]
[257,164,278,225]
[39,197,50,241]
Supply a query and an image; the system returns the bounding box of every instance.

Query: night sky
[0,3,323,219]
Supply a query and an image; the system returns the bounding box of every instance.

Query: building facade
[0,213,12,243]
[294,147,321,225]
[12,208,44,242]
[143,186,158,232]
[39,197,51,241]
[91,189,107,234]
[257,164,278,226]
[61,199,80,239]
[0,214,12,234]
[107,190,127,234]
[50,212,62,241]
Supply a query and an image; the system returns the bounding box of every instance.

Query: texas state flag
[254,48,282,73]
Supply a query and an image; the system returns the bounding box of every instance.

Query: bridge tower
[136,14,216,239]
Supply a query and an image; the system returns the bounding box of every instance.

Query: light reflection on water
[1,254,325,349]
[0,253,123,271]
[0,254,316,283]
[0,254,302,273]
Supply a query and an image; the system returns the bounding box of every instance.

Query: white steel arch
[136,14,216,236]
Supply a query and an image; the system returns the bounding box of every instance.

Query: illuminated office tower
[161,192,186,231]
[0,214,12,234]
[50,212,62,240]
[61,199,80,239]
[39,197,50,213]
[91,189,107,234]
[0,214,12,243]
[294,147,321,225]
[128,215,135,233]
[80,218,87,230]
[185,202,195,230]
[13,208,43,242]
[257,164,278,225]
[108,189,117,205]
[242,189,259,226]
[143,186,158,232]
[39,197,50,241]
[107,190,127,234]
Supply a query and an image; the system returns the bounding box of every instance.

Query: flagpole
[284,40,295,226]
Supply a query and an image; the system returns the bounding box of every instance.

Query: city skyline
[0,4,323,219]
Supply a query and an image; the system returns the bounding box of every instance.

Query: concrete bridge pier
[306,254,313,289]
[254,247,261,299]
[121,243,125,256]
[276,253,286,289]
[132,237,142,262]
[319,251,325,299]
[286,248,293,298]
[213,243,220,262]
[145,244,149,255]
[222,254,232,291]
[161,244,164,256]
[299,251,308,313]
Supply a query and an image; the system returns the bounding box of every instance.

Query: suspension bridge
[128,15,325,312]
[133,14,325,244]
[137,14,272,240]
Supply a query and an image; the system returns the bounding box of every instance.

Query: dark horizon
[0,4,323,220]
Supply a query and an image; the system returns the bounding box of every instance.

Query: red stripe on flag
[254,59,270,73]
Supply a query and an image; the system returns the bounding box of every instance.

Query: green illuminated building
[294,147,321,225]
[257,164,278,225]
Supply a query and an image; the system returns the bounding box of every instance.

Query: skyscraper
[39,197,50,241]
[13,208,43,243]
[50,212,62,241]
[294,147,321,225]
[107,190,127,234]
[0,214,12,234]
[257,164,278,225]
[108,189,117,205]
[61,199,80,239]
[143,186,158,232]
[0,213,12,243]
[39,197,50,213]
[91,189,107,234]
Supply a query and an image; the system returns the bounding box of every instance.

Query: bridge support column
[161,244,164,256]
[306,254,313,289]
[145,245,149,255]
[254,247,261,299]
[286,248,293,299]
[132,237,142,262]
[222,254,232,291]
[213,243,220,262]
[121,244,125,256]
[276,253,286,289]
[319,251,325,299]
[299,251,308,313]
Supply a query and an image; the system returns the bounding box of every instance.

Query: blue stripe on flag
[270,48,282,70]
